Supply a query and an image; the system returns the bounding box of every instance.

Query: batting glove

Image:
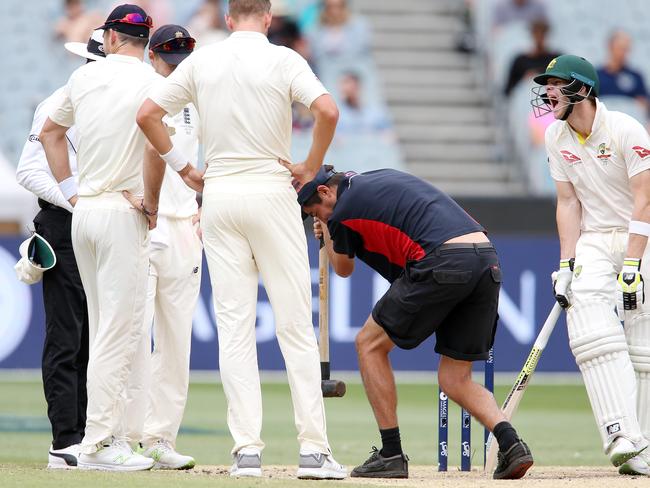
[552,258,574,309]
[617,258,644,317]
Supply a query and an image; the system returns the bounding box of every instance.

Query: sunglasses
[107,13,153,29]
[152,37,196,52]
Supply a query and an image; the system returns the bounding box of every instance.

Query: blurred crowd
[462,0,650,194]
[51,0,397,146]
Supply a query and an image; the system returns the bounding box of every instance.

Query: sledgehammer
[319,243,346,397]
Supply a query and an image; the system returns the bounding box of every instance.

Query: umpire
[15,29,105,468]
[296,166,534,480]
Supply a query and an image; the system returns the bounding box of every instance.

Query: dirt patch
[196,465,649,487]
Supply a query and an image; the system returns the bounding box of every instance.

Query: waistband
[38,198,68,213]
[433,242,495,256]
[75,192,137,211]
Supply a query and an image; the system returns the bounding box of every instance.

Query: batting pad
[625,312,650,442]
[568,302,645,451]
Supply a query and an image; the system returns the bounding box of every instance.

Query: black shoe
[493,439,534,479]
[351,446,408,479]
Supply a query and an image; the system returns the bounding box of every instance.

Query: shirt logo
[560,150,582,165]
[632,146,650,159]
[28,134,40,143]
[597,143,612,165]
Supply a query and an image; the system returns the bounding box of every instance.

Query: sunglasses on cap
[152,36,196,52]
[107,13,153,29]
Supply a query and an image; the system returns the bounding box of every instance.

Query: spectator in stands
[492,0,547,30]
[336,72,391,134]
[307,0,371,73]
[597,30,649,113]
[269,1,310,60]
[188,0,228,47]
[504,20,561,96]
[54,0,103,43]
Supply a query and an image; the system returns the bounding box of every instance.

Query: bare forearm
[322,225,354,277]
[305,115,337,172]
[137,99,172,155]
[41,133,72,183]
[556,199,581,259]
[143,145,165,211]
[626,203,650,258]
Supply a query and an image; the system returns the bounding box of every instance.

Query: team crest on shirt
[596,143,612,165]
[560,150,582,165]
[632,146,650,159]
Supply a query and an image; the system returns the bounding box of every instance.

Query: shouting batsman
[533,54,650,475]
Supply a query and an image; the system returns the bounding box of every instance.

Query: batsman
[533,54,650,475]
[294,165,534,479]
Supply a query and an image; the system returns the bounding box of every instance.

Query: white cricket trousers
[71,193,149,454]
[124,217,203,446]
[201,175,330,455]
[569,230,650,452]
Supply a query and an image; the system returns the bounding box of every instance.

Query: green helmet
[533,54,599,97]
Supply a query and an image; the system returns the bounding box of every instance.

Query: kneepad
[568,302,644,450]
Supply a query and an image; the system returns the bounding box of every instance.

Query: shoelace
[153,441,173,454]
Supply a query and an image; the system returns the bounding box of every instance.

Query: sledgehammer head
[321,379,346,397]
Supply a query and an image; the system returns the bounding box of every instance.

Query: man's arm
[555,180,582,259]
[137,99,204,193]
[283,94,339,188]
[315,219,354,277]
[626,169,650,258]
[40,117,77,207]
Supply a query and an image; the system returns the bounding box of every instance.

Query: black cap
[296,166,338,220]
[99,4,152,39]
[150,25,195,65]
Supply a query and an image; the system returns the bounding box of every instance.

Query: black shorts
[372,243,500,361]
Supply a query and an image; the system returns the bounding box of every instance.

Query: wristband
[58,176,78,201]
[629,220,650,237]
[623,257,641,270]
[160,146,188,172]
[141,201,157,217]
[559,258,575,271]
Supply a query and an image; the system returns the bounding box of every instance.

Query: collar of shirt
[229,31,269,43]
[106,53,145,64]
[568,98,607,145]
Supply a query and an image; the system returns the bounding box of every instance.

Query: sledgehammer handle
[319,244,330,379]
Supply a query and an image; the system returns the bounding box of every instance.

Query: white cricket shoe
[608,437,645,467]
[619,449,650,476]
[142,440,195,470]
[47,443,81,469]
[297,451,347,479]
[230,448,262,477]
[78,438,154,471]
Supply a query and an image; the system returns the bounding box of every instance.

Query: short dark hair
[113,29,149,49]
[228,0,271,19]
[303,165,345,206]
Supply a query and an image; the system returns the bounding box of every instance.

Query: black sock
[379,427,402,457]
[492,421,519,452]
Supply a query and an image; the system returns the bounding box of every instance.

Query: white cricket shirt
[546,100,650,232]
[150,31,328,179]
[16,87,78,211]
[49,54,159,197]
[158,104,200,219]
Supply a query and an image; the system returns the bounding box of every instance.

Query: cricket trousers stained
[71,192,150,453]
[201,175,330,455]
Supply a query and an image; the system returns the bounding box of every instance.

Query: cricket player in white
[136,0,345,479]
[123,24,202,470]
[39,4,160,471]
[533,54,650,475]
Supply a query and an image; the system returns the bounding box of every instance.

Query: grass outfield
[0,378,606,486]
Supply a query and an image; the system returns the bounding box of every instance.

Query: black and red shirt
[328,169,484,282]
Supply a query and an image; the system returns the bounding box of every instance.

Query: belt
[434,242,495,255]
[38,198,67,212]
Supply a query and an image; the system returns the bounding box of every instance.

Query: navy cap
[297,166,338,220]
[99,4,152,39]
[150,25,196,65]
